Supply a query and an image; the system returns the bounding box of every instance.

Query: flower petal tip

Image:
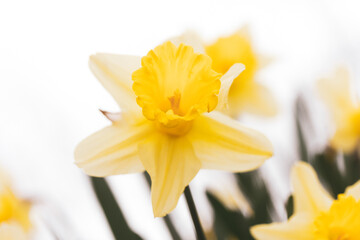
[249,224,267,239]
[292,161,312,174]
[99,109,122,122]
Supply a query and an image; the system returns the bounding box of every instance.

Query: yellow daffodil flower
[75,41,273,217]
[0,183,31,240]
[208,183,253,216]
[205,28,277,117]
[251,161,360,240]
[318,68,360,153]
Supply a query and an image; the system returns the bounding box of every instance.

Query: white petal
[291,162,333,215]
[75,121,152,176]
[216,63,245,111]
[138,133,201,217]
[188,111,273,172]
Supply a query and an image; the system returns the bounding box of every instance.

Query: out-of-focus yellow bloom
[318,68,360,153]
[0,182,31,240]
[205,28,277,117]
[75,41,273,217]
[207,174,253,216]
[251,162,360,240]
[209,185,253,216]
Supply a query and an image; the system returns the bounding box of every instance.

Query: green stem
[184,186,206,240]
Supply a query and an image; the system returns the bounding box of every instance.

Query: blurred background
[1,0,360,239]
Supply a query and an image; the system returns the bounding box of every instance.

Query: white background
[1,0,360,239]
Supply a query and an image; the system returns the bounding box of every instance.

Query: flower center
[313,195,360,240]
[132,41,221,136]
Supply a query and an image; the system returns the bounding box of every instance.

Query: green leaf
[235,170,277,225]
[344,150,360,187]
[285,195,294,219]
[90,177,142,240]
[312,149,346,197]
[206,191,253,240]
[206,171,277,239]
[295,95,311,162]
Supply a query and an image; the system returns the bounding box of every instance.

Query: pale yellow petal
[257,54,274,69]
[0,223,27,240]
[89,53,142,117]
[188,111,273,172]
[100,110,122,122]
[208,183,252,215]
[317,67,356,122]
[229,82,277,117]
[345,180,360,201]
[74,121,152,176]
[317,67,360,152]
[216,63,245,111]
[317,68,360,152]
[291,162,333,215]
[250,213,314,240]
[236,25,251,39]
[169,30,205,53]
[0,170,11,191]
[138,133,201,217]
[12,198,31,231]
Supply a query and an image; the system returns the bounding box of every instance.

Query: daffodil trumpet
[75,41,273,219]
[251,161,360,240]
[205,28,277,117]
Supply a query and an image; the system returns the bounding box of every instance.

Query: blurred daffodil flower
[208,178,253,216]
[75,41,273,217]
[318,68,360,153]
[251,162,360,240]
[0,180,31,240]
[205,28,277,118]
